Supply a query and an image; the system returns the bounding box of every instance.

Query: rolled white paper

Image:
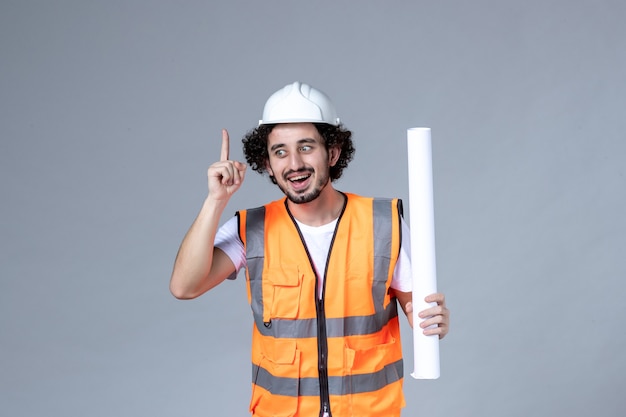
[407,127,440,379]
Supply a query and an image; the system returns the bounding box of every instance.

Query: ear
[265,159,274,177]
[328,146,341,167]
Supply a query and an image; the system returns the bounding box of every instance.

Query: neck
[286,186,345,226]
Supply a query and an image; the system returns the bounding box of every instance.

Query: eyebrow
[269,137,318,152]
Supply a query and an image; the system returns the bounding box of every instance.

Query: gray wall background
[2,1,625,416]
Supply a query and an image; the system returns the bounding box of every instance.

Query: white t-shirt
[214,215,413,297]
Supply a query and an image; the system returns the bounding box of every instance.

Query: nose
[288,151,304,170]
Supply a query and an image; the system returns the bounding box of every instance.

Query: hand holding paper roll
[402,294,449,335]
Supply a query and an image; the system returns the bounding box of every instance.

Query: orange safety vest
[237,193,405,417]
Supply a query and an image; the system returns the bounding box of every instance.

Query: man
[170,81,450,417]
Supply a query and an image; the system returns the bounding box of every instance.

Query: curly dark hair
[241,123,355,183]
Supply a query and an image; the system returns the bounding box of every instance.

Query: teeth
[290,175,309,182]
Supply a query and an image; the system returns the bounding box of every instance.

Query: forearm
[392,290,413,328]
[393,290,412,312]
[170,197,229,299]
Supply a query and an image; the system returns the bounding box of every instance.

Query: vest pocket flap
[264,265,303,319]
[344,336,400,373]
[267,265,301,286]
[270,339,297,365]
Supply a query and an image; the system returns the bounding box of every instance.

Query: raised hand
[207,129,247,201]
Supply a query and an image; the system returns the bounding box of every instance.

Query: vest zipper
[316,296,331,417]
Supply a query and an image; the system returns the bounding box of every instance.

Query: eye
[300,145,312,152]
[274,149,286,157]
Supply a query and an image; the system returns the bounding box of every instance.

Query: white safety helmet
[259,81,340,126]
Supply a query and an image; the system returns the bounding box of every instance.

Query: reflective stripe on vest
[244,206,265,323]
[250,301,398,339]
[252,358,403,396]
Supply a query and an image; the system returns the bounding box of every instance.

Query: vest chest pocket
[265,265,303,320]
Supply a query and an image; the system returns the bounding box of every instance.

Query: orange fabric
[240,194,405,417]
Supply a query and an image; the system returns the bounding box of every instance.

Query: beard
[275,168,330,204]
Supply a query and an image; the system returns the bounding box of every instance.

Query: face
[266,123,340,204]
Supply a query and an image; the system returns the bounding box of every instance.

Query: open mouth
[288,173,311,184]
[285,170,313,191]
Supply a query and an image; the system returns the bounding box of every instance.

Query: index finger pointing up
[220,129,229,161]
